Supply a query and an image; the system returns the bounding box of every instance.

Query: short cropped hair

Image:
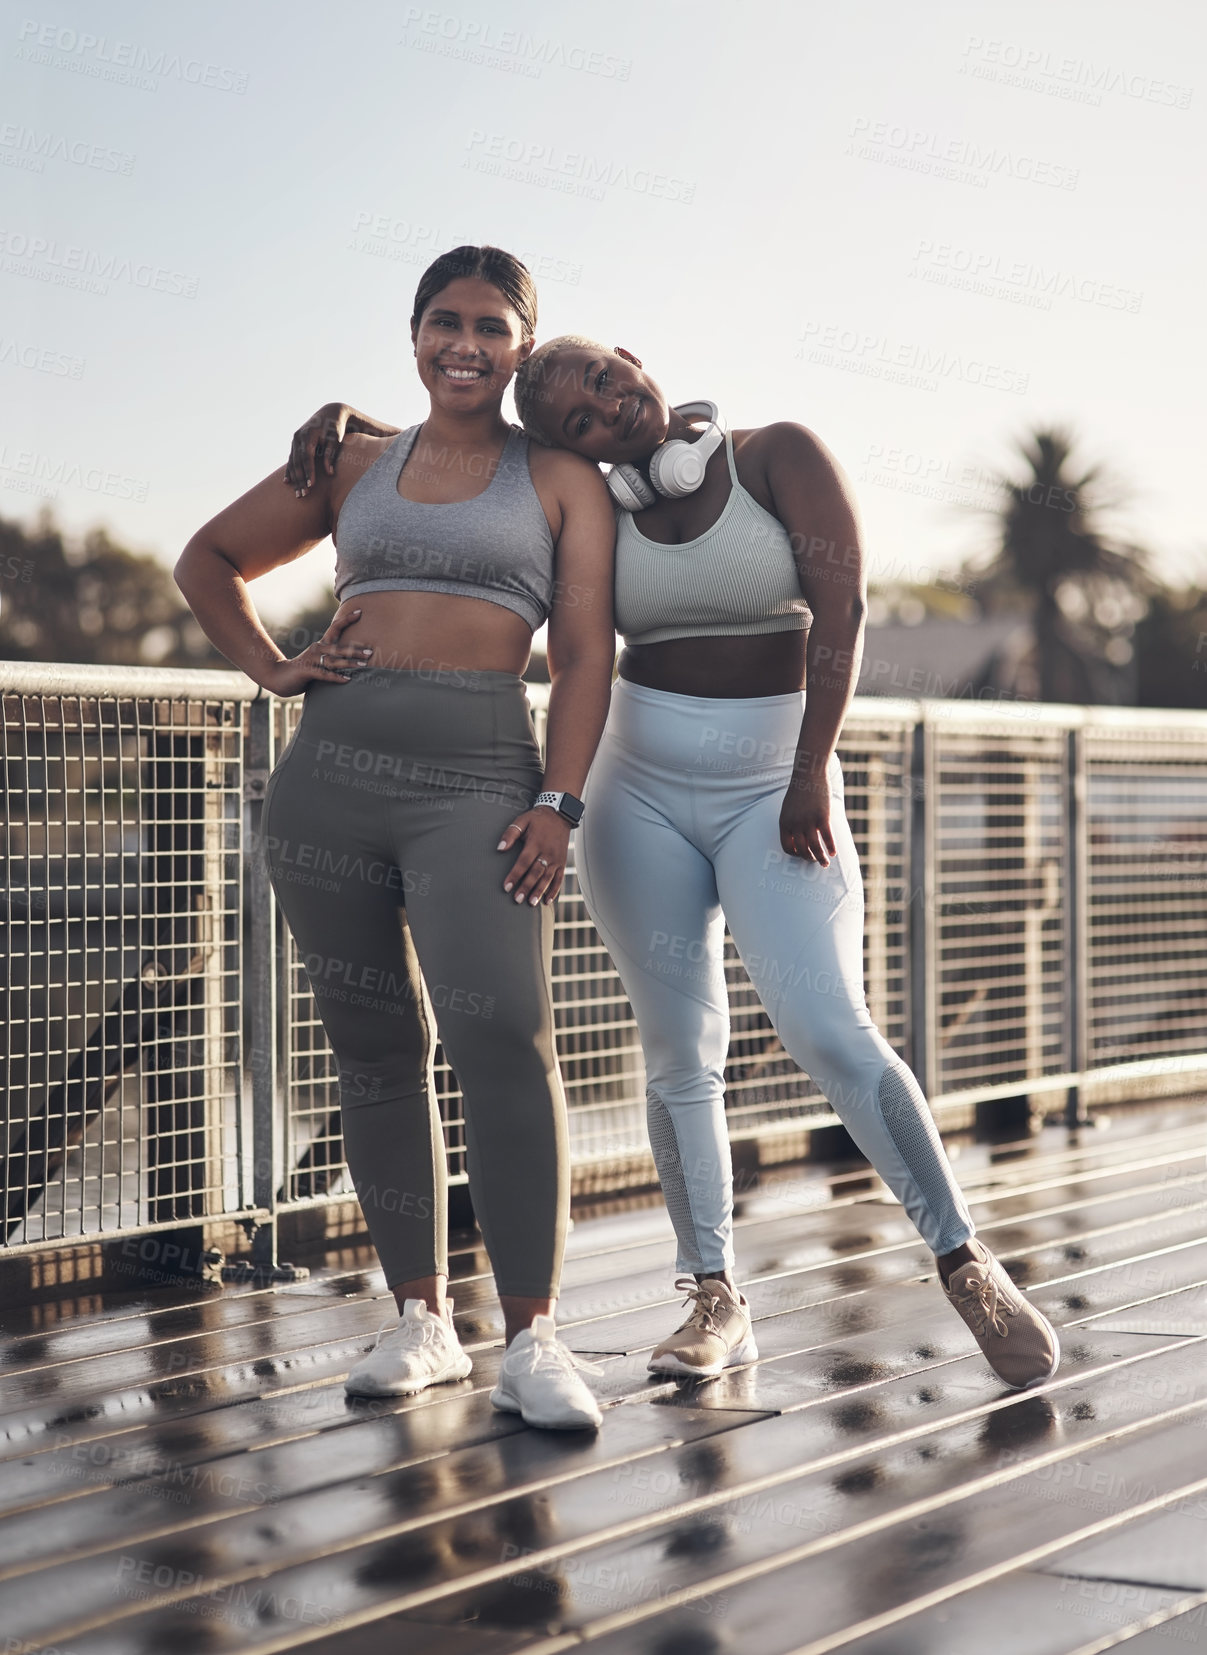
[514,334,609,442]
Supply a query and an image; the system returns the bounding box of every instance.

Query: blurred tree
[263,597,336,662]
[0,511,224,667]
[1133,584,1207,708]
[959,427,1153,704]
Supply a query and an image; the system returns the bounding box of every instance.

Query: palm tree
[965,427,1151,704]
[0,512,224,668]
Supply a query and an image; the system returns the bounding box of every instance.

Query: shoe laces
[952,1270,1015,1339]
[672,1276,730,1339]
[508,1332,603,1381]
[374,1311,445,1354]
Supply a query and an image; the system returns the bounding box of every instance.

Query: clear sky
[2,0,1204,626]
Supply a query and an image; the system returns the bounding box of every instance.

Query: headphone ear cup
[649,439,705,499]
[607,464,658,512]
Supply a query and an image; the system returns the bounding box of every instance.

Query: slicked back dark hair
[411,245,538,339]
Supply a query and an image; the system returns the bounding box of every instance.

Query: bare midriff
[336,590,535,678]
[619,629,809,699]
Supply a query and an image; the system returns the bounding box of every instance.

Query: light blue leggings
[576,677,975,1276]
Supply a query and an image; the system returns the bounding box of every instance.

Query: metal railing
[3,663,1206,1270]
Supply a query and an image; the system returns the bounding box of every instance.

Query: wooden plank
[4,1181,1203,1510]
[1039,1503,1207,1594]
[5,1181,1202,1509]
[1081,1289,1207,1338]
[823,1571,1195,1655]
[0,1403,762,1648]
[1071,1596,1207,1651]
[447,1394,1207,1654]
[31,1340,1207,1653]
[2,1106,1205,1655]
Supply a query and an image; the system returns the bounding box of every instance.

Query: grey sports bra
[333,423,555,631]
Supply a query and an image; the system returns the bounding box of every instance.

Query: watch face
[559,794,585,825]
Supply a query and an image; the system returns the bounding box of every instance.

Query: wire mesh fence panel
[2,673,247,1250]
[7,667,1206,1258]
[930,719,1070,1097]
[841,717,914,1060]
[721,713,915,1138]
[1085,728,1207,1068]
[554,858,647,1166]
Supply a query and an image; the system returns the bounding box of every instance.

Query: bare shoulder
[526,440,606,487]
[329,431,396,513]
[739,421,843,476]
[526,440,612,507]
[342,430,396,471]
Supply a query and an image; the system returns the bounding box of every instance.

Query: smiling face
[410,275,533,415]
[529,345,671,464]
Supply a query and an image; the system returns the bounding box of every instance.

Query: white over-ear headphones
[606,401,725,512]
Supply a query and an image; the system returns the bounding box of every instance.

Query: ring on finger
[537,857,550,868]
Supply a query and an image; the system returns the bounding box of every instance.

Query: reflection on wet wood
[0,1101,1204,1654]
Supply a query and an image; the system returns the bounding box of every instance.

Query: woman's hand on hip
[263,607,372,697]
[779,772,837,865]
[497,808,572,906]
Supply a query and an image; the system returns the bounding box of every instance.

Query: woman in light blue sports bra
[293,337,1061,1395]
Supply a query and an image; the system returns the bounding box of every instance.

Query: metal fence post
[1065,724,1090,1127]
[909,715,936,1098]
[227,692,307,1281]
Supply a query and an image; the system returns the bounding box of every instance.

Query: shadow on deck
[2,1099,1206,1655]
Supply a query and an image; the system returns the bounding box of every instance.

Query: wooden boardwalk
[2,1100,1206,1655]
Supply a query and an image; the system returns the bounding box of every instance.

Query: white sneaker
[345,1298,473,1398]
[490,1314,604,1430]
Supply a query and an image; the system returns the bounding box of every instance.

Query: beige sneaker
[648,1277,758,1378]
[942,1239,1060,1389]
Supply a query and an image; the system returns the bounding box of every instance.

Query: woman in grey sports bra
[175,249,618,1431]
[289,337,1061,1397]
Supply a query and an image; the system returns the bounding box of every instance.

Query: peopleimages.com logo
[0,229,199,297]
[14,18,250,93]
[0,122,135,174]
[0,445,150,501]
[464,131,695,204]
[0,334,85,376]
[846,116,1079,191]
[960,36,1193,109]
[796,321,1029,396]
[400,8,631,80]
[909,239,1143,314]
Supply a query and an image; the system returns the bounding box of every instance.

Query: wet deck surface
[2,1101,1206,1655]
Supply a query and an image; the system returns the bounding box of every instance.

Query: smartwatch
[534,789,585,827]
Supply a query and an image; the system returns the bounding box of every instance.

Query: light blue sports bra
[613,432,811,647]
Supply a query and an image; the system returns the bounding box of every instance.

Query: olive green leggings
[261,667,568,1297]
